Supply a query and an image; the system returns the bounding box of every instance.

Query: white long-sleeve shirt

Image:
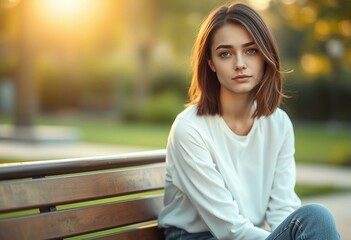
[158,104,301,240]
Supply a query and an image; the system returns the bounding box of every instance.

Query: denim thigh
[164,227,216,240]
[163,204,339,240]
[266,204,340,240]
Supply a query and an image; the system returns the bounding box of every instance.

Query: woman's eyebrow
[242,41,255,47]
[215,41,255,50]
[215,44,233,50]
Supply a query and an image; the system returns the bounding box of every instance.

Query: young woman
[158,2,340,240]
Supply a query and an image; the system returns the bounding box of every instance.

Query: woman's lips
[232,74,251,82]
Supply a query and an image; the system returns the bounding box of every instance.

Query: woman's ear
[208,59,216,72]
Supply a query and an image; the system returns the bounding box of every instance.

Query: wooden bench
[0,149,166,240]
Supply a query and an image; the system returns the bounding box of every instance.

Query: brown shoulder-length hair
[188,2,286,118]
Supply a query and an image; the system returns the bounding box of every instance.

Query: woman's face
[208,23,265,97]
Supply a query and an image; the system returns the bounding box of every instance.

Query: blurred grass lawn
[1,117,351,166]
[294,123,351,166]
[37,117,172,149]
[34,117,351,166]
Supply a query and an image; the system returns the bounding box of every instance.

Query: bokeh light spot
[301,54,331,76]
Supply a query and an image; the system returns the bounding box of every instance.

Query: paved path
[297,164,351,188]
[303,193,351,240]
[1,141,350,239]
[0,141,149,160]
[296,164,351,239]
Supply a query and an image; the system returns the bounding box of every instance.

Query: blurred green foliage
[0,0,350,167]
[295,122,351,166]
[295,184,350,198]
[0,0,350,123]
[283,76,351,121]
[126,91,186,123]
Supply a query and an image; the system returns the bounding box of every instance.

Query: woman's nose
[234,55,247,70]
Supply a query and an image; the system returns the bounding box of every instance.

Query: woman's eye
[219,52,231,58]
[246,48,258,55]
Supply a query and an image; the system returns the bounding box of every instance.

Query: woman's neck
[220,90,255,136]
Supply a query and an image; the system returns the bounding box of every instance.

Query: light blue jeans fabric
[163,204,340,240]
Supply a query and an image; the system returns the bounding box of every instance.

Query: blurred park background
[0,0,351,237]
[0,0,350,166]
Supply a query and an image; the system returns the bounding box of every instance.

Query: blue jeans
[163,204,340,240]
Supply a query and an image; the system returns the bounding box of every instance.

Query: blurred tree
[14,0,36,126]
[1,0,349,123]
[122,0,164,108]
[269,0,351,121]
[271,0,350,75]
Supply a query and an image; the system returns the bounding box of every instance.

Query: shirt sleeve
[266,114,301,230]
[167,118,270,240]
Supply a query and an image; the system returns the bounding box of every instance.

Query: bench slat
[0,150,166,239]
[0,149,166,180]
[0,195,163,240]
[0,165,165,213]
[93,225,164,240]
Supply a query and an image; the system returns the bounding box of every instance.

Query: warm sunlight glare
[280,0,296,4]
[34,0,96,29]
[44,0,87,17]
[248,0,271,11]
[33,0,103,35]
[0,0,20,8]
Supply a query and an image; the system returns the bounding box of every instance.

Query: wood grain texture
[0,165,165,213]
[0,196,163,240]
